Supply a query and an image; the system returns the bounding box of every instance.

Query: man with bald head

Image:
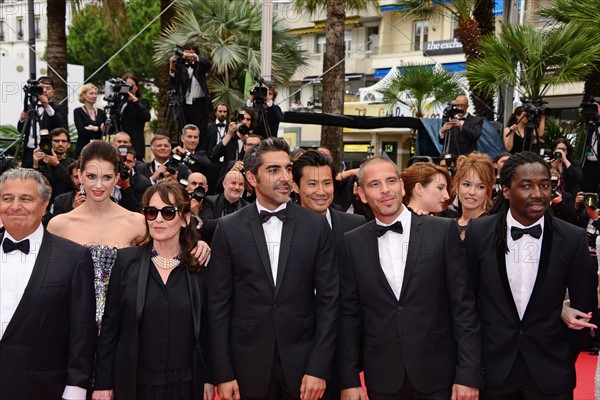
[199,169,248,244]
[438,95,483,158]
[186,172,209,216]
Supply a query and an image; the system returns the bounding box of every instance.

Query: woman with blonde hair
[401,161,451,215]
[74,83,107,158]
[452,152,495,239]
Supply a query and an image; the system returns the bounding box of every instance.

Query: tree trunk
[470,0,495,120]
[321,0,346,170]
[157,0,176,141]
[46,0,68,128]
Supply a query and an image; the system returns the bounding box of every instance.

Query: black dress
[137,263,195,400]
[74,106,107,158]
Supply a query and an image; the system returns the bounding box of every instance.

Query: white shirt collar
[256,200,287,214]
[375,205,411,228]
[3,223,44,251]
[506,209,545,230]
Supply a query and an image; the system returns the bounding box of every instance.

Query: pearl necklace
[151,248,181,270]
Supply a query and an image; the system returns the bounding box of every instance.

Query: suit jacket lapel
[274,205,296,299]
[495,230,521,321]
[366,221,397,300]
[248,205,276,289]
[186,269,202,340]
[1,230,53,341]
[521,219,553,322]
[135,245,152,325]
[399,213,422,301]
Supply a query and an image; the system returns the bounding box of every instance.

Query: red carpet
[214,355,597,399]
[575,353,596,400]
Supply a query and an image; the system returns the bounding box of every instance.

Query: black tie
[260,209,287,223]
[510,224,542,241]
[3,238,30,254]
[374,221,403,238]
[217,123,225,128]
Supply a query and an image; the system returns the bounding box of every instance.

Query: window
[344,30,352,52]
[0,20,4,42]
[450,16,458,39]
[413,21,428,51]
[17,17,24,40]
[35,15,41,39]
[316,34,326,53]
[366,26,379,52]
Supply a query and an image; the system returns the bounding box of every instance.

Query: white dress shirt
[377,207,412,300]
[26,105,55,148]
[256,201,286,285]
[505,210,544,320]
[0,224,86,400]
[185,66,203,105]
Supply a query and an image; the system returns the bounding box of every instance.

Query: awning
[441,62,466,73]
[382,0,502,15]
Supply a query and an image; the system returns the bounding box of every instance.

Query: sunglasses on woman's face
[142,206,180,221]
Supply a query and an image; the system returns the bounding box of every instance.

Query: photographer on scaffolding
[17,77,67,168]
[169,41,212,138]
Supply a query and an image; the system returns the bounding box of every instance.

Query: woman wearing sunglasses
[48,140,211,330]
[93,181,214,400]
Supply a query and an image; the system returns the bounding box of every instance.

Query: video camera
[442,102,462,123]
[23,79,44,100]
[104,78,132,106]
[521,97,548,118]
[250,76,269,109]
[580,97,600,120]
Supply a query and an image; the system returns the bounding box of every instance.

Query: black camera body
[580,97,600,120]
[539,148,562,163]
[117,146,130,180]
[521,98,548,118]
[39,129,53,156]
[250,76,269,109]
[442,102,462,123]
[178,179,207,203]
[104,78,132,105]
[550,175,559,200]
[582,192,599,209]
[23,79,44,98]
[165,151,199,176]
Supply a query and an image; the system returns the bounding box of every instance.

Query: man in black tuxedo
[204,102,229,154]
[18,76,67,168]
[141,134,190,184]
[169,41,212,136]
[33,127,75,205]
[465,151,597,399]
[338,156,481,400]
[209,138,338,400]
[199,169,249,245]
[0,168,96,399]
[439,95,483,158]
[291,150,365,400]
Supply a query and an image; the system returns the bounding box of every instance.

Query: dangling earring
[483,197,488,211]
[80,183,85,194]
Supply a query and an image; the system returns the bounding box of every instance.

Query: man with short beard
[33,127,75,204]
[209,138,338,400]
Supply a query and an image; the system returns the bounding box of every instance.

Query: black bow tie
[510,224,542,241]
[374,221,403,237]
[259,209,287,223]
[458,117,466,121]
[3,238,30,254]
[217,123,225,128]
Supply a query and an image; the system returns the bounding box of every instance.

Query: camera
[23,79,44,99]
[580,97,600,120]
[117,146,131,180]
[179,179,206,203]
[104,78,132,107]
[550,175,559,200]
[442,102,462,122]
[236,110,251,136]
[250,76,269,108]
[39,129,53,156]
[521,97,548,117]
[582,192,599,209]
[165,154,183,176]
[539,148,562,162]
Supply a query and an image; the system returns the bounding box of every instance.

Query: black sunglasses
[142,206,181,221]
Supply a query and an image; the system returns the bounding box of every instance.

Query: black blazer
[439,113,483,157]
[0,231,96,399]
[73,106,107,158]
[329,208,365,262]
[338,213,482,394]
[202,121,227,154]
[208,202,338,398]
[94,244,210,399]
[199,193,249,245]
[464,214,597,394]
[119,98,151,159]
[139,160,190,183]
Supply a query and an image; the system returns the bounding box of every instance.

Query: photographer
[438,95,483,158]
[118,73,151,160]
[74,83,107,158]
[549,167,578,225]
[186,172,208,217]
[45,162,86,224]
[550,138,583,196]
[246,84,283,139]
[18,76,67,167]
[504,104,546,154]
[32,127,75,204]
[169,41,212,136]
[582,101,600,193]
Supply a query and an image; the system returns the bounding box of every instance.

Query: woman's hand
[192,240,211,267]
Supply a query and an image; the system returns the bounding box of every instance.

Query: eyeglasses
[52,139,69,143]
[142,206,181,221]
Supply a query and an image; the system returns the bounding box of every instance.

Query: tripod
[521,114,542,153]
[102,102,123,142]
[14,92,41,166]
[581,117,599,167]
[164,90,185,145]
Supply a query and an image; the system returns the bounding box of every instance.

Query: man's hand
[300,374,326,400]
[127,91,138,103]
[191,198,202,216]
[73,191,87,208]
[117,175,130,190]
[20,111,27,122]
[340,387,367,400]
[38,94,49,108]
[191,240,211,267]
[91,390,114,400]
[562,300,597,330]
[230,161,244,172]
[172,145,186,155]
[451,384,478,400]
[217,380,240,400]
[151,165,168,183]
[550,191,562,205]
[43,149,60,167]
[586,204,599,221]
[32,148,44,169]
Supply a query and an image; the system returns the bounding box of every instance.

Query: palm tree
[293,0,378,168]
[46,0,68,126]
[377,64,464,117]
[539,0,600,98]
[154,0,304,110]
[465,23,600,102]
[393,0,495,119]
